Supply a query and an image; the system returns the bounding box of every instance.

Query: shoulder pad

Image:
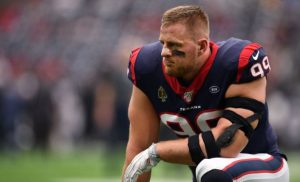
[127,41,162,85]
[216,38,250,71]
[216,38,270,83]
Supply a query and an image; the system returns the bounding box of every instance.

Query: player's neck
[181,46,212,83]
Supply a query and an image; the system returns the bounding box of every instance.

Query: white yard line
[56,178,191,182]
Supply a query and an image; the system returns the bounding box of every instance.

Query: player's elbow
[220,131,248,158]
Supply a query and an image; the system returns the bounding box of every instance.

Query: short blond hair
[161,5,210,38]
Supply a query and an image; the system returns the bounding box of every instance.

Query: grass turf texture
[0,148,298,182]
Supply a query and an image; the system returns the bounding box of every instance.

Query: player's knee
[195,158,215,179]
[196,159,232,182]
[200,169,232,182]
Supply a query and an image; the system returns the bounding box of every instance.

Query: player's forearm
[155,129,248,167]
[155,133,244,166]
[156,138,194,165]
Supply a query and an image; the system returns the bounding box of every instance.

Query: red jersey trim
[129,47,142,85]
[162,42,219,103]
[236,43,262,82]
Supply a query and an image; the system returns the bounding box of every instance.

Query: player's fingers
[124,164,137,182]
[131,172,139,182]
[131,151,148,172]
[127,170,141,182]
[126,152,144,174]
[124,152,146,181]
[126,170,139,182]
[124,162,137,182]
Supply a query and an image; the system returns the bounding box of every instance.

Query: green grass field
[0,147,299,182]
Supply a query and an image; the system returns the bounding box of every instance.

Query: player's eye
[172,50,185,57]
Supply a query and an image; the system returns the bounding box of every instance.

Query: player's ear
[197,39,209,56]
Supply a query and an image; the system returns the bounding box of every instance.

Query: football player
[122,5,289,182]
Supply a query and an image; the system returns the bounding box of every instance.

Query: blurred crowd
[0,0,299,153]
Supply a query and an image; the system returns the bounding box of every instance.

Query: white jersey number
[160,110,222,136]
[250,56,271,78]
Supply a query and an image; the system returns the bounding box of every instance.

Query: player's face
[159,22,201,81]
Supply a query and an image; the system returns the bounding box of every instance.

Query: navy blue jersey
[127,37,279,155]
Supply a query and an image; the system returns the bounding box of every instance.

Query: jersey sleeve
[127,41,163,92]
[127,47,141,86]
[235,43,271,83]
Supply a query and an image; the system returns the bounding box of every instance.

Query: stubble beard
[164,64,186,79]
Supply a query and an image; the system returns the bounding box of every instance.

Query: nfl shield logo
[183,91,193,103]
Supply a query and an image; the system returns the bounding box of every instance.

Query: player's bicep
[127,85,160,150]
[226,77,266,103]
[224,77,266,130]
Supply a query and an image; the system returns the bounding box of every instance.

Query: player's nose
[161,46,172,57]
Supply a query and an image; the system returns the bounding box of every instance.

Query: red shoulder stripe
[129,47,141,85]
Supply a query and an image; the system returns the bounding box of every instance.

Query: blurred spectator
[49,77,84,153]
[92,76,116,146]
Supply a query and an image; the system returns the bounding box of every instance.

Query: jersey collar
[162,41,219,103]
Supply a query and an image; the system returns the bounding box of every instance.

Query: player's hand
[124,143,160,182]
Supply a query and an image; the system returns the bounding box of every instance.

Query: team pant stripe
[223,156,284,180]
